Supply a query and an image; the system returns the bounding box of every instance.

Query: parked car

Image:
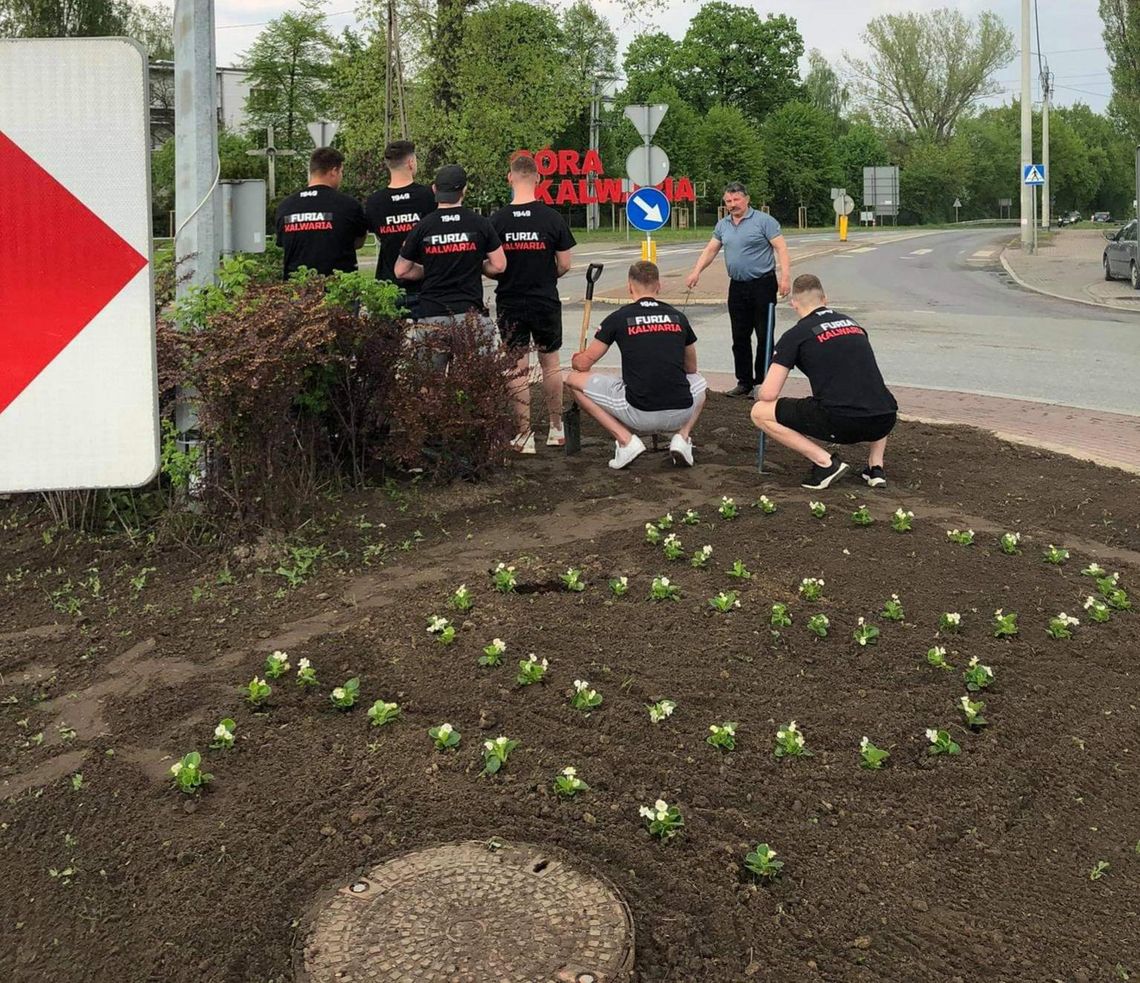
[1092,211,1112,223]
[1103,220,1139,289]
[1058,211,1082,226]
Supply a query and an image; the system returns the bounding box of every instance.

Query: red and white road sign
[0,38,157,492]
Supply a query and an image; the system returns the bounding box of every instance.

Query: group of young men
[274,144,897,489]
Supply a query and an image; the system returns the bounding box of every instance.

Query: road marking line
[911,310,937,315]
[972,250,996,258]
[847,246,878,253]
[910,248,933,255]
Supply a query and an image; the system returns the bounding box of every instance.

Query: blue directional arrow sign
[626,186,670,232]
[1023,163,1046,186]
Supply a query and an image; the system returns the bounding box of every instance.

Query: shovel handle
[578,263,604,351]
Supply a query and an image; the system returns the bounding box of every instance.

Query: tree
[622,31,680,97]
[669,3,803,122]
[835,122,888,202]
[803,49,849,122]
[761,101,840,224]
[241,0,335,153]
[1100,0,1140,137]
[696,104,767,207]
[553,1,618,152]
[955,105,1020,217]
[1058,102,1136,213]
[0,0,131,37]
[898,134,974,222]
[127,0,171,60]
[846,8,1015,140]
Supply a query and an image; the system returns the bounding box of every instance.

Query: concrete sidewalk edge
[999,244,1122,313]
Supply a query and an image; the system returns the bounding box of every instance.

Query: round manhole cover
[296,840,635,983]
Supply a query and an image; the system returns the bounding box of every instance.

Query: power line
[1033,0,1043,79]
[216,9,355,30]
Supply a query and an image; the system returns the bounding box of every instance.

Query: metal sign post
[1023,164,1045,255]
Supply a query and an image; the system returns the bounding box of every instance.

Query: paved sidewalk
[1001,230,1140,311]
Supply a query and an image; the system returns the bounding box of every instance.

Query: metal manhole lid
[297,839,635,983]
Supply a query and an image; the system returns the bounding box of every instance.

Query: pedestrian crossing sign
[1023,164,1045,186]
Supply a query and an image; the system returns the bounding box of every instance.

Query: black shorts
[776,397,896,444]
[497,300,562,354]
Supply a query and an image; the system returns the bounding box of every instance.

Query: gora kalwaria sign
[517,149,696,206]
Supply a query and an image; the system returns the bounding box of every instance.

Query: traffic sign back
[0,39,157,492]
[626,187,670,232]
[626,145,669,189]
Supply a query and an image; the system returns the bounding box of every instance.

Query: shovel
[563,262,604,455]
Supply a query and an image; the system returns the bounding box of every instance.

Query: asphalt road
[561,229,1140,416]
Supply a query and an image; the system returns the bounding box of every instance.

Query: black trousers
[727,272,778,388]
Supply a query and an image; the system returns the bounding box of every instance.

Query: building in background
[148,61,254,145]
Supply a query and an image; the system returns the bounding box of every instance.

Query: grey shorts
[584,374,707,433]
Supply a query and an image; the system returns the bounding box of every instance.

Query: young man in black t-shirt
[565,261,708,470]
[489,154,576,454]
[275,147,368,279]
[751,273,898,490]
[364,140,436,306]
[395,164,505,329]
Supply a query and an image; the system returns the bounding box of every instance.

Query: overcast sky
[206,0,1112,112]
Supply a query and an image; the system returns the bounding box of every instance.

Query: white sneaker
[547,424,565,447]
[608,434,646,470]
[669,433,694,467]
[510,432,536,455]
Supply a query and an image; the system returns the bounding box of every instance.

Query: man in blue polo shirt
[685,181,791,397]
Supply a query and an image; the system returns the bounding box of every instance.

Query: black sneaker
[801,456,849,490]
[725,383,752,397]
[862,465,887,488]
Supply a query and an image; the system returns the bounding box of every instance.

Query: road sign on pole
[625,145,670,190]
[1023,163,1045,185]
[623,104,668,142]
[0,38,158,492]
[306,120,339,147]
[626,187,670,232]
[832,194,854,216]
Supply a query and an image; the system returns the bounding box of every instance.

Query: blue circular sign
[626,187,670,232]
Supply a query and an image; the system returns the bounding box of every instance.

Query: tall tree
[0,0,131,37]
[697,103,767,206]
[803,49,849,122]
[835,122,888,201]
[127,0,171,59]
[555,0,618,151]
[761,100,840,224]
[1101,0,1140,137]
[845,8,1014,140]
[241,0,335,152]
[622,31,680,97]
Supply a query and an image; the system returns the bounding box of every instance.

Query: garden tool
[563,262,604,455]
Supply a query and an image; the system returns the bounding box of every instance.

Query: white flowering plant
[1043,545,1069,565]
[690,545,713,568]
[1081,562,1106,578]
[264,650,290,680]
[570,679,603,711]
[853,617,880,647]
[744,842,783,881]
[246,676,271,707]
[881,594,904,621]
[560,568,586,592]
[657,512,674,530]
[649,576,680,602]
[807,613,830,638]
[726,560,752,580]
[851,505,873,526]
[645,522,662,545]
[799,577,825,601]
[609,575,629,596]
[947,528,974,546]
[481,735,519,776]
[367,700,401,727]
[992,609,1019,638]
[809,500,827,518]
[553,766,589,798]
[926,728,961,755]
[999,532,1021,555]
[708,590,740,613]
[427,615,456,646]
[479,638,507,667]
[939,612,962,633]
[640,798,683,840]
[926,645,954,670]
[330,677,360,710]
[770,603,792,628]
[662,533,684,561]
[1083,596,1111,623]
[449,584,474,611]
[647,699,676,724]
[1046,612,1079,640]
[859,736,890,770]
[706,721,737,751]
[775,721,810,758]
[491,562,517,593]
[681,508,701,526]
[170,751,212,794]
[891,508,914,533]
[755,495,777,515]
[429,722,460,750]
[209,718,236,750]
[719,496,738,519]
[959,695,987,729]
[963,656,994,691]
[516,654,549,686]
[296,657,317,687]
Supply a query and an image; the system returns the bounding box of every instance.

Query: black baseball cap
[434,164,467,203]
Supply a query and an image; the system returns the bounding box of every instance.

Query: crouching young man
[564,261,707,470]
[750,274,898,490]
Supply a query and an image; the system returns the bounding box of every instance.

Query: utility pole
[1041,63,1053,230]
[587,80,599,231]
[1020,0,1033,252]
